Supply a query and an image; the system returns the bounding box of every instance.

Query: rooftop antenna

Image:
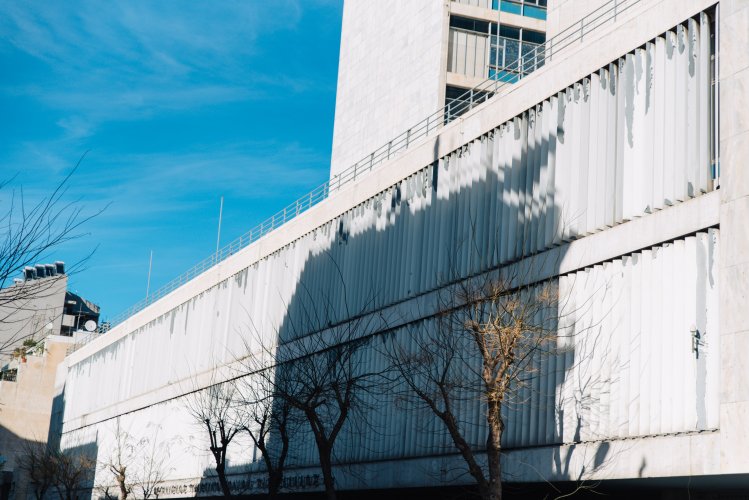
[146,250,153,301]
[216,196,224,258]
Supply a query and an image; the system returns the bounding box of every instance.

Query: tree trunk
[438,409,490,497]
[35,486,48,500]
[486,399,504,500]
[216,463,231,497]
[117,469,128,500]
[312,436,336,500]
[319,447,336,500]
[268,469,282,500]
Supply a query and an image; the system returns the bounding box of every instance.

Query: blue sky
[0,1,343,320]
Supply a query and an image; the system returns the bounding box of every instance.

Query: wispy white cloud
[1,1,297,71]
[56,116,93,140]
[87,141,328,206]
[9,138,327,204]
[0,0,334,137]
[0,0,341,315]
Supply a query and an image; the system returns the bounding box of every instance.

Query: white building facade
[56,0,749,497]
[330,0,547,179]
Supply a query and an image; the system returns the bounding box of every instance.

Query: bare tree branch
[183,369,241,497]
[0,155,104,355]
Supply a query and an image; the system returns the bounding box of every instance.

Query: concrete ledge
[111,430,721,494]
[62,191,719,431]
[67,0,717,369]
[449,2,546,32]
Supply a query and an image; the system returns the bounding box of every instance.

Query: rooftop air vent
[23,267,35,281]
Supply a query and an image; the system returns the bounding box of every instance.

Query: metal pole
[75,301,83,332]
[216,196,224,255]
[146,250,153,301]
[714,2,720,186]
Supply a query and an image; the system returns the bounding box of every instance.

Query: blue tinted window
[524,4,547,20]
[500,25,521,39]
[489,68,519,83]
[500,1,522,15]
[450,15,490,33]
[521,29,545,44]
[499,0,547,20]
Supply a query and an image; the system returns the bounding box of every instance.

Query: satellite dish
[84,320,97,332]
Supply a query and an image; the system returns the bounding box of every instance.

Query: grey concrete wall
[0,336,76,500]
[0,275,67,365]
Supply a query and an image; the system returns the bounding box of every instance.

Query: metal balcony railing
[90,0,641,341]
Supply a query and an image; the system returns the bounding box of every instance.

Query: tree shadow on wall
[226,114,627,497]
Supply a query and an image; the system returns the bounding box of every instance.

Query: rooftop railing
[95,0,641,337]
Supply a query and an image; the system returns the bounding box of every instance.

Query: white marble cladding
[546,0,612,39]
[58,6,728,490]
[62,13,716,426]
[61,229,720,490]
[329,0,447,178]
[717,0,749,475]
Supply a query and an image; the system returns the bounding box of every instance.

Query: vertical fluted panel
[555,230,719,443]
[63,15,719,479]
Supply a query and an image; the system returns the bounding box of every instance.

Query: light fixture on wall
[690,324,701,357]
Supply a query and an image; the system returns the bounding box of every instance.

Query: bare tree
[271,270,384,500]
[184,371,240,497]
[232,358,297,500]
[15,440,57,500]
[232,253,386,500]
[0,158,102,355]
[94,419,173,500]
[387,267,562,500]
[52,447,96,500]
[273,329,378,500]
[132,424,173,500]
[16,440,95,500]
[98,418,135,500]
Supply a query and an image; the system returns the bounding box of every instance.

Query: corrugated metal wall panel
[64,14,719,476]
[448,28,489,78]
[265,229,717,464]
